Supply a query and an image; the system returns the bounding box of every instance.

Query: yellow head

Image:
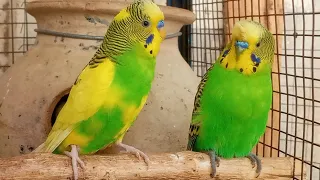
[100,0,166,60]
[218,20,275,75]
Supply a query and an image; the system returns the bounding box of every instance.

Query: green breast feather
[188,62,272,158]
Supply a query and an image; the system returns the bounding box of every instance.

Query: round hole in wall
[51,93,69,127]
[47,88,71,129]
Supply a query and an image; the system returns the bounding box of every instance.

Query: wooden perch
[0,151,305,180]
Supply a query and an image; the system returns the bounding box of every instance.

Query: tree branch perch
[0,151,305,180]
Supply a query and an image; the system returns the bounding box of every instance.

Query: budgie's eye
[142,20,150,27]
[256,42,261,47]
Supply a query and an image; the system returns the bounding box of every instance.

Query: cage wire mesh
[186,0,320,179]
[0,0,36,76]
[0,0,319,179]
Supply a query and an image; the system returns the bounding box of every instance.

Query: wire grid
[0,0,36,77]
[188,0,320,179]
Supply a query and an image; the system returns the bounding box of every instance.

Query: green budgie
[33,0,166,179]
[187,19,275,177]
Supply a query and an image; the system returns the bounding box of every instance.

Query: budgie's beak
[235,41,249,56]
[157,20,166,40]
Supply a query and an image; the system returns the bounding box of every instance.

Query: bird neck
[113,44,157,81]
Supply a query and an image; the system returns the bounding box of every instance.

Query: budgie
[187,20,275,177]
[33,0,165,179]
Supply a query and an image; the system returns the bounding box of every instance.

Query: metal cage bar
[0,0,36,74]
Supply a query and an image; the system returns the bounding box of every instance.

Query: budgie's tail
[32,143,48,153]
[32,128,74,153]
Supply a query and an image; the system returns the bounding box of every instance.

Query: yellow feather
[219,20,273,76]
[114,8,130,21]
[57,131,93,152]
[34,59,116,152]
[103,85,124,108]
[123,95,148,123]
[115,95,148,143]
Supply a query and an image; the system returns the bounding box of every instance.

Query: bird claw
[216,156,221,167]
[64,145,85,180]
[247,153,262,178]
[207,150,220,178]
[134,151,142,160]
[65,151,85,169]
[77,158,85,169]
[116,143,151,166]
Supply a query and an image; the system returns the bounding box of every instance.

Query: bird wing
[187,43,232,151]
[187,64,215,151]
[34,58,117,153]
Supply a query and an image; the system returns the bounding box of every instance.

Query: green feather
[188,63,272,158]
[53,44,155,154]
[187,20,275,159]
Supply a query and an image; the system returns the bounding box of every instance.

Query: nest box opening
[51,93,69,126]
[48,88,71,127]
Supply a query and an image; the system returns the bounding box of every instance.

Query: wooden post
[223,0,284,158]
[0,151,305,180]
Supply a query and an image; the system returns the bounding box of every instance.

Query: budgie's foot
[207,150,220,177]
[64,145,85,180]
[115,142,151,165]
[246,153,262,178]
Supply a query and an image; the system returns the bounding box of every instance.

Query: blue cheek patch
[146,34,154,45]
[157,20,164,29]
[251,53,261,64]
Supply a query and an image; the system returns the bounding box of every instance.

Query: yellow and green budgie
[33,0,166,179]
[187,20,275,177]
